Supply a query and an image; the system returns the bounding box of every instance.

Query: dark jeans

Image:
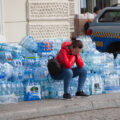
[51,66,87,94]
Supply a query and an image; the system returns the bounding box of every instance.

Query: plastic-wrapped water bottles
[104,73,120,93]
[0,81,20,104]
[37,40,53,52]
[0,51,13,63]
[34,67,48,81]
[34,58,41,67]
[56,81,64,98]
[18,82,24,102]
[20,48,35,58]
[0,43,11,51]
[77,36,93,50]
[10,58,24,82]
[13,81,20,99]
[1,34,120,103]
[83,75,92,95]
[69,77,78,96]
[41,79,62,99]
[24,68,33,81]
[0,94,18,104]
[19,36,38,53]
[91,74,103,95]
[0,73,7,83]
[40,58,48,67]
[40,81,48,99]
[4,63,13,80]
[22,59,34,67]
[12,59,23,67]
[37,39,54,57]
[8,81,24,102]
[24,81,41,101]
[47,82,58,99]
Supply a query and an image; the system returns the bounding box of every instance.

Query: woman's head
[70,40,83,55]
[72,40,83,49]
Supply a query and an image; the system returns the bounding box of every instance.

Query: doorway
[81,0,112,13]
[96,0,111,9]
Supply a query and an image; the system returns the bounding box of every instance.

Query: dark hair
[72,40,83,49]
[71,33,77,41]
[94,7,100,13]
[84,22,90,34]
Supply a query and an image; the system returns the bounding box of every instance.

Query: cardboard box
[74,18,93,36]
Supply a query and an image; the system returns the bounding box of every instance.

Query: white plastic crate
[27,21,70,41]
[27,0,70,20]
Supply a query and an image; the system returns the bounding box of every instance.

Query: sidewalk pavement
[0,93,120,120]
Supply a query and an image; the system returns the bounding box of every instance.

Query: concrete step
[30,107,120,120]
[0,93,120,120]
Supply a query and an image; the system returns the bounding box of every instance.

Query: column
[4,0,27,43]
[0,0,4,35]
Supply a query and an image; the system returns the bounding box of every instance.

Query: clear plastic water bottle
[47,82,58,99]
[34,67,48,81]
[6,82,12,95]
[3,63,13,80]
[0,72,7,83]
[0,94,18,104]
[13,81,20,99]
[24,67,34,83]
[0,82,7,96]
[83,74,92,95]
[104,74,114,93]
[0,51,13,63]
[18,81,24,102]
[57,81,64,98]
[34,58,41,67]
[12,59,23,67]
[12,67,24,82]
[0,43,9,51]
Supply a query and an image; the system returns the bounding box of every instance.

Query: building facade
[1,0,120,43]
[1,0,75,43]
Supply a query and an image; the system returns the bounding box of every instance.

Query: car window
[99,10,120,22]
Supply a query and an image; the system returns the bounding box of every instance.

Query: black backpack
[47,56,62,76]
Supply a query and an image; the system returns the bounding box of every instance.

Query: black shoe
[75,91,89,96]
[63,93,71,99]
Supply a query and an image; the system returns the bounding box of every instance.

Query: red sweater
[56,41,84,69]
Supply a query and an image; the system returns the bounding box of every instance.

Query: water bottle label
[25,85,41,101]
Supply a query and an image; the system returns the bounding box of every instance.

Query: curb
[0,93,120,120]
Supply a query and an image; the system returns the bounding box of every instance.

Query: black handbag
[47,56,62,76]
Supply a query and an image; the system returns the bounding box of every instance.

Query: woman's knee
[63,69,73,77]
[80,67,87,75]
[82,67,87,75]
